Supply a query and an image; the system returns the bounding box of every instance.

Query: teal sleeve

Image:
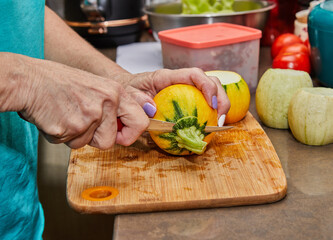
[0,143,44,240]
[0,0,46,239]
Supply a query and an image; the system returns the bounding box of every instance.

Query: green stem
[175,126,207,154]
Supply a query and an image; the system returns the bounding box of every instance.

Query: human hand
[116,68,231,126]
[18,57,149,149]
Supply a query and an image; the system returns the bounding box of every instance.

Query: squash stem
[175,126,207,154]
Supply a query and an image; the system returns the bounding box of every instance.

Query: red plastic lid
[158,23,262,49]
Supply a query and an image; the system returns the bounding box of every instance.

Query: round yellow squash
[205,71,250,124]
[150,84,217,155]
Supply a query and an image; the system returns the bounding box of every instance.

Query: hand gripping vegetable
[149,84,218,155]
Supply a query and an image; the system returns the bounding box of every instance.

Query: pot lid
[158,23,262,49]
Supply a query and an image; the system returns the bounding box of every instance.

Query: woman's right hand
[12,54,149,149]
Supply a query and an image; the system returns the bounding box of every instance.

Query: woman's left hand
[115,68,230,126]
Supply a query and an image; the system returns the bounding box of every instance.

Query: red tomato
[272,52,311,73]
[271,33,303,58]
[278,43,309,56]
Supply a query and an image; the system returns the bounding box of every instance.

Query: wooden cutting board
[67,112,287,214]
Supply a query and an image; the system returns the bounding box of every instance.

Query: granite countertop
[105,46,333,240]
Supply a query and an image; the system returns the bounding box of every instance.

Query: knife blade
[147,119,233,133]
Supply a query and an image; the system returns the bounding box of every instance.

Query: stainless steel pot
[144,0,276,40]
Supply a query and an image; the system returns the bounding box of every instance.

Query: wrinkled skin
[6,54,148,150]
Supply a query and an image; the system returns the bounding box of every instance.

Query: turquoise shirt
[0,0,45,239]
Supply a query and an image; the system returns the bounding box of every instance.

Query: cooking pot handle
[80,0,105,22]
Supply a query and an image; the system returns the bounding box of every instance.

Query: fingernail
[143,102,156,117]
[218,114,226,127]
[212,95,218,109]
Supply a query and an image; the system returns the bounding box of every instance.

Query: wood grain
[67,112,287,214]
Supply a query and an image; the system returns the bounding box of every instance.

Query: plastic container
[158,23,262,92]
[308,1,333,88]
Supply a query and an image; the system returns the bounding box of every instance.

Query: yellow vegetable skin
[149,84,217,155]
[206,71,250,124]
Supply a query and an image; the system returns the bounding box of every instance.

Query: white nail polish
[218,114,226,127]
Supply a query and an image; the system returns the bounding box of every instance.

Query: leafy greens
[181,0,234,14]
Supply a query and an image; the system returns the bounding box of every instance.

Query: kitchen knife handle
[117,117,124,132]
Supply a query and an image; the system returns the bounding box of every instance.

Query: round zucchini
[149,84,217,155]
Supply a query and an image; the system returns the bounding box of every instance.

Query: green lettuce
[181,0,234,14]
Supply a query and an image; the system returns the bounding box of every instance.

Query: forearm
[0,52,34,112]
[44,7,128,80]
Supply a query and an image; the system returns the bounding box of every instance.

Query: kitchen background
[40,0,325,239]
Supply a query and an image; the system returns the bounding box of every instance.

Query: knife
[147,119,233,133]
[117,118,233,133]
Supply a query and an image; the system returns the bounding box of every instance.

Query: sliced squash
[256,68,313,129]
[288,87,333,145]
[205,70,250,124]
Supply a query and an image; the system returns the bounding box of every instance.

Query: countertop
[111,44,333,240]
[38,34,333,240]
